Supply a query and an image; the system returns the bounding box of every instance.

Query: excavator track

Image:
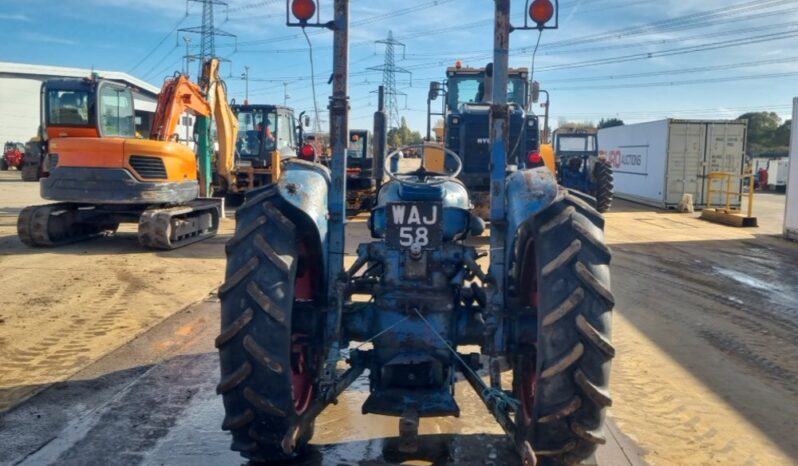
[17,203,117,247]
[138,200,220,250]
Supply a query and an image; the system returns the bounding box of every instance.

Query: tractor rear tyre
[217,186,323,462]
[512,191,614,466]
[592,159,613,213]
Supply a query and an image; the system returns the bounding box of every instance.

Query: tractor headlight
[451,117,460,125]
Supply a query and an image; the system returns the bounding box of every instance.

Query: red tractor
[1,142,25,171]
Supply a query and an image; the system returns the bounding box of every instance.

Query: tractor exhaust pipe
[373,85,387,192]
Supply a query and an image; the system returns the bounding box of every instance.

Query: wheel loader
[218,1,613,465]
[17,59,236,249]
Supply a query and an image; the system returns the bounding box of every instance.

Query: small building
[0,62,160,144]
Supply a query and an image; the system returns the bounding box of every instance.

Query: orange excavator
[17,58,237,249]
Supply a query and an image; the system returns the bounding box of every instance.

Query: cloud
[20,32,76,46]
[0,12,31,21]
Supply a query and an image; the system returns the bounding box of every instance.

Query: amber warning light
[291,0,316,23]
[530,0,554,26]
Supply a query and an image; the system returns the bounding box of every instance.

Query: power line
[178,0,237,79]
[128,14,188,73]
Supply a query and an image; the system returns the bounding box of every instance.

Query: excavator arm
[149,75,212,141]
[202,59,239,183]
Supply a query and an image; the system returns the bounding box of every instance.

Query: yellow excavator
[17,58,238,249]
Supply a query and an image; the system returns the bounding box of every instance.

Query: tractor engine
[344,177,485,417]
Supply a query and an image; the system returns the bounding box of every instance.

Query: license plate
[386,202,443,249]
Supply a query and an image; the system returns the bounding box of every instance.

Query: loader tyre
[512,191,614,466]
[217,185,322,462]
[592,159,613,213]
[21,163,40,182]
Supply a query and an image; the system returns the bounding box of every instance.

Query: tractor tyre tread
[518,190,614,466]
[593,159,614,213]
[217,185,308,463]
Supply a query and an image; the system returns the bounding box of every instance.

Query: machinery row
[14,1,615,465]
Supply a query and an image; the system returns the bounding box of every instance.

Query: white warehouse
[0,62,160,144]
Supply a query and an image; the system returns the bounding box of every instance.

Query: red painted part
[519,351,538,426]
[294,241,315,300]
[3,149,24,168]
[291,334,314,414]
[517,238,539,424]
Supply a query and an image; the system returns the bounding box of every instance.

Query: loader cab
[42,78,136,140]
[231,104,297,166]
[438,66,539,215]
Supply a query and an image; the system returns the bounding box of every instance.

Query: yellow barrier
[700,171,757,227]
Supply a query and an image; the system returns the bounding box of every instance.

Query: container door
[666,122,704,205]
[703,123,746,206]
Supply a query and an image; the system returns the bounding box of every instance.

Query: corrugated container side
[599,119,669,206]
[665,121,705,206]
[785,98,798,240]
[703,122,746,207]
[599,119,746,208]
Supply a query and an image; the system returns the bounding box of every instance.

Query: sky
[2,0,797,134]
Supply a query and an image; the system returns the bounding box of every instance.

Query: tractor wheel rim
[291,334,314,414]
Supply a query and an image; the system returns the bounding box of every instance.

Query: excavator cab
[43,79,136,139]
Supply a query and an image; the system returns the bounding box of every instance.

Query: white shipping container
[598,119,747,208]
[785,97,798,241]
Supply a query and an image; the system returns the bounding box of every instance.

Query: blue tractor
[552,128,614,213]
[217,1,613,465]
[431,64,540,218]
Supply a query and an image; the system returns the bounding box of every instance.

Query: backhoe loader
[17,58,236,249]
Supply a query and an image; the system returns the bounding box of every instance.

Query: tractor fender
[273,158,331,276]
[504,166,559,269]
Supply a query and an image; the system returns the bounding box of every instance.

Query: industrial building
[0,61,160,144]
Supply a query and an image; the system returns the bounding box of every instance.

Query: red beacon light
[291,0,316,23]
[528,150,544,166]
[529,0,554,27]
[300,143,317,161]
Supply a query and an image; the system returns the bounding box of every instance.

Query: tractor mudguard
[504,166,559,266]
[271,158,331,272]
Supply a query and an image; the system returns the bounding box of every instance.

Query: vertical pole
[283,82,289,106]
[426,95,432,141]
[487,0,511,388]
[542,90,550,144]
[327,0,349,301]
[374,85,387,192]
[243,65,250,105]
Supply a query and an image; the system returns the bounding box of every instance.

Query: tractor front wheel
[217,186,324,462]
[512,191,614,465]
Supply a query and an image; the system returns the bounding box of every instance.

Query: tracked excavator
[17,59,237,250]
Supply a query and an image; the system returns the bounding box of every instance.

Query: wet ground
[1,169,797,465]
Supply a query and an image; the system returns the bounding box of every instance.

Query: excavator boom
[150,75,212,141]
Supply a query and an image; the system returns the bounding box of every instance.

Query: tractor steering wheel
[384,145,463,188]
